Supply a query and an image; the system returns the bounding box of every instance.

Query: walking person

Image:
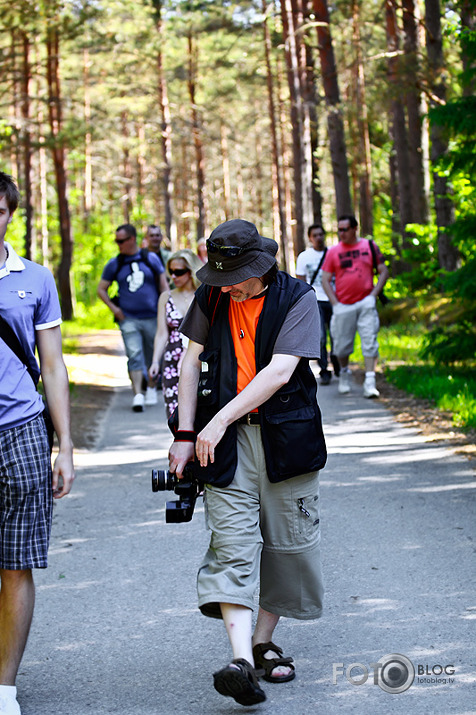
[149,249,202,418]
[0,172,75,715]
[97,224,168,412]
[321,215,389,398]
[168,219,326,707]
[296,223,340,385]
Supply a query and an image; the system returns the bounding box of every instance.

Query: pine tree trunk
[312,0,352,217]
[187,33,206,239]
[425,0,458,270]
[281,0,305,255]
[351,0,373,236]
[82,48,93,218]
[45,23,73,320]
[386,0,413,255]
[402,0,428,223]
[262,0,288,266]
[20,31,33,259]
[154,1,177,249]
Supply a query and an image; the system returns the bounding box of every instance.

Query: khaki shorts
[197,424,324,620]
[330,294,380,358]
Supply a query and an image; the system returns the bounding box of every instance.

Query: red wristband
[174,430,197,443]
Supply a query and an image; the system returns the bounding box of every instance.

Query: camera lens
[151,469,176,492]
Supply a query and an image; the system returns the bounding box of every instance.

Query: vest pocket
[264,407,326,481]
[197,348,219,406]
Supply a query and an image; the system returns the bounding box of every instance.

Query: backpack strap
[0,313,38,385]
[110,248,162,291]
[368,239,378,274]
[309,248,327,287]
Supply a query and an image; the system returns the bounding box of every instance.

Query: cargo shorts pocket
[294,492,320,546]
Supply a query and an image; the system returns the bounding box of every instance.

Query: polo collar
[1,242,26,277]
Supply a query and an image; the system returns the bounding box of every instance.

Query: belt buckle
[246,413,252,425]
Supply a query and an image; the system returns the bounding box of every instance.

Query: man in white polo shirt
[0,172,74,715]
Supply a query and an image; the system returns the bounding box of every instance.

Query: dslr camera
[151,463,202,523]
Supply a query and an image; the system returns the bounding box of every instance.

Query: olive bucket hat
[196,219,278,287]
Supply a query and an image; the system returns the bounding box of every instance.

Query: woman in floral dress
[149,249,202,418]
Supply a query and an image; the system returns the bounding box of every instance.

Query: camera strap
[173,430,197,443]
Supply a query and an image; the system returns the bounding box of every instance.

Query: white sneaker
[145,387,158,406]
[338,370,351,394]
[132,393,145,412]
[363,374,380,398]
[0,688,21,714]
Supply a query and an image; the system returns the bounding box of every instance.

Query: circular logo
[376,653,415,694]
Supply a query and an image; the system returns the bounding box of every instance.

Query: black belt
[236,413,261,425]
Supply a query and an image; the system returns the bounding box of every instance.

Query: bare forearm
[321,274,338,304]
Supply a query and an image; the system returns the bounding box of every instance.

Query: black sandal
[252,641,296,683]
[213,658,267,706]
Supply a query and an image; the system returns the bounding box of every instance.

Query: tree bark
[187,32,206,239]
[402,0,428,223]
[20,31,33,259]
[312,0,352,217]
[153,0,177,249]
[351,0,373,236]
[281,0,305,254]
[262,0,288,266]
[425,0,458,270]
[386,0,413,255]
[45,21,74,319]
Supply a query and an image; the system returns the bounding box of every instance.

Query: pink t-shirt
[322,238,384,304]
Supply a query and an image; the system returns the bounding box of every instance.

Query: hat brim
[196,236,278,287]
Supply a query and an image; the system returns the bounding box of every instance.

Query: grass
[378,324,476,432]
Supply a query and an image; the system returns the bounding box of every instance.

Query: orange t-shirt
[228,295,266,397]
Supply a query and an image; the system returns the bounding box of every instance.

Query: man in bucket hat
[168,219,326,706]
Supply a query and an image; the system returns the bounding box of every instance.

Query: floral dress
[162,294,187,418]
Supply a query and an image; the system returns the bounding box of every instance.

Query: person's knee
[0,569,33,593]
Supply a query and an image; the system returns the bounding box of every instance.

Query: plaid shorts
[0,414,53,570]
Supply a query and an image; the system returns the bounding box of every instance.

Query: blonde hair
[167,249,202,289]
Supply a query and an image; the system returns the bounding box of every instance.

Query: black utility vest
[193,272,327,488]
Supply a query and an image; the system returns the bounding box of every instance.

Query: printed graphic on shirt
[338,246,370,275]
[126,262,145,292]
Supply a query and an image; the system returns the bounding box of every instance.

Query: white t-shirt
[295,247,329,301]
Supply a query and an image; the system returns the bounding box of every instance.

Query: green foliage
[385,365,476,431]
[420,321,476,364]
[71,211,117,315]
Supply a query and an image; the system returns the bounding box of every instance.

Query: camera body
[151,463,202,523]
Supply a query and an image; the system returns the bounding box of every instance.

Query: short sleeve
[101,257,119,282]
[273,291,320,359]
[180,299,209,346]
[34,267,62,329]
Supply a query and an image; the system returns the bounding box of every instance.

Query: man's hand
[195,414,228,467]
[169,441,195,478]
[52,448,75,498]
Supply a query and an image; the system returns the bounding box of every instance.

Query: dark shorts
[0,414,53,570]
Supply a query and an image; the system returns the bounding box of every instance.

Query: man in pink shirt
[321,215,389,398]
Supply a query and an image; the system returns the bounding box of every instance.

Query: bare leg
[220,603,253,664]
[252,607,293,679]
[129,369,144,396]
[338,355,349,369]
[0,569,35,685]
[364,355,377,372]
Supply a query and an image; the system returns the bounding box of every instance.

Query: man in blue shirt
[0,172,74,715]
[98,224,168,411]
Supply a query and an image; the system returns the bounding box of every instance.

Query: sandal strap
[232,658,265,681]
[252,641,295,670]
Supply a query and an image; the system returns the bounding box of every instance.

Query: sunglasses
[115,236,132,244]
[169,268,190,277]
[206,238,256,258]
[338,227,352,233]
